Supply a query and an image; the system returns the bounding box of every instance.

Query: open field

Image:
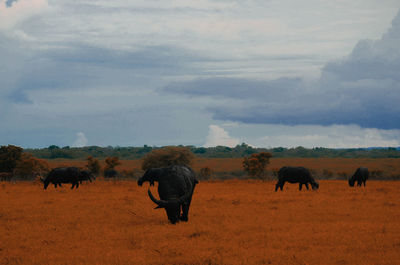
[45,157,400,179]
[1,180,400,265]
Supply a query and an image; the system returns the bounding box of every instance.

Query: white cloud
[0,0,49,31]
[203,123,400,149]
[204,125,239,147]
[72,132,88,147]
[248,124,400,148]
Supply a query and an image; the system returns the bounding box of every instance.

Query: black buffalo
[348,167,369,187]
[137,165,198,224]
[275,166,319,191]
[42,167,92,189]
[104,169,119,178]
[79,170,95,184]
[0,172,12,182]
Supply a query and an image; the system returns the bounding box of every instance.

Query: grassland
[1,179,399,265]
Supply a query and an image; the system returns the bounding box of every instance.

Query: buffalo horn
[147,189,169,208]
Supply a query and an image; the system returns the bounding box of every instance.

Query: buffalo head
[80,170,94,182]
[147,189,182,224]
[137,169,158,186]
[348,178,355,187]
[311,181,319,190]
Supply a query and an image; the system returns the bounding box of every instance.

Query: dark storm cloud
[6,44,203,103]
[162,9,400,130]
[163,77,301,99]
[163,73,400,129]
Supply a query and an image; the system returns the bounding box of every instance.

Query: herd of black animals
[36,165,370,223]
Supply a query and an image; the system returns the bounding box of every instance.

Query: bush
[199,167,213,180]
[242,152,272,180]
[13,153,50,180]
[0,145,23,173]
[271,168,279,179]
[141,146,195,170]
[104,156,121,171]
[86,156,101,176]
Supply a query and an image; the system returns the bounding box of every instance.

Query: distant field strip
[46,157,400,179]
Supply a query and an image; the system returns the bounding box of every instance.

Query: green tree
[242,152,272,179]
[141,146,195,170]
[0,145,23,173]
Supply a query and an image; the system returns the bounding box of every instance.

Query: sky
[1,0,400,149]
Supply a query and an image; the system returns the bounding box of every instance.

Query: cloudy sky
[1,0,400,148]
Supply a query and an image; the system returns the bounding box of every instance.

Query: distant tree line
[2,145,400,182]
[25,143,400,159]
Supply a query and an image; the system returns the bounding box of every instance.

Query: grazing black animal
[104,169,119,178]
[275,166,319,191]
[0,172,12,182]
[348,167,369,187]
[137,165,198,224]
[78,170,94,184]
[42,167,88,189]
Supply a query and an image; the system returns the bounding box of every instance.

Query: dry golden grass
[1,180,399,265]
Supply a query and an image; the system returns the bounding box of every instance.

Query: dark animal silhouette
[275,166,319,191]
[104,169,119,178]
[78,170,94,184]
[137,165,198,224]
[0,172,12,182]
[42,167,89,189]
[348,167,369,187]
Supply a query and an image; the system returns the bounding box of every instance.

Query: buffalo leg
[181,191,194,221]
[305,183,309,190]
[275,181,284,191]
[180,203,189,222]
[299,183,303,190]
[363,180,366,187]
